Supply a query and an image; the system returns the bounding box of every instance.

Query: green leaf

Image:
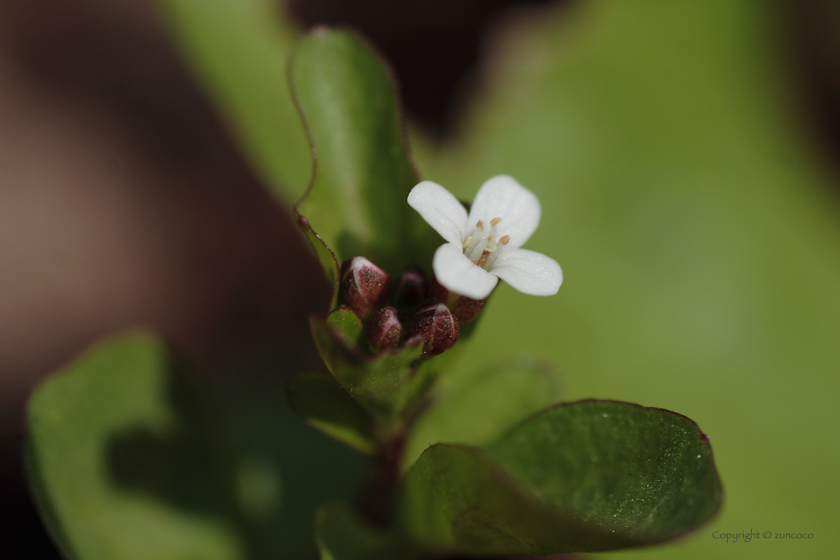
[286,372,376,455]
[290,28,438,278]
[26,331,246,560]
[402,356,563,470]
[154,0,310,199]
[298,214,342,308]
[316,504,412,560]
[326,307,366,351]
[349,342,428,420]
[310,316,427,422]
[402,400,721,556]
[26,330,366,560]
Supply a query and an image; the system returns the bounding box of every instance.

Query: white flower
[408,175,562,300]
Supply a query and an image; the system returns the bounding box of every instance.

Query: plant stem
[359,433,404,527]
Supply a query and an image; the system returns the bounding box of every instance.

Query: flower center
[462,217,510,270]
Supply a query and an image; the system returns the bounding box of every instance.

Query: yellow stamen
[462,236,472,250]
[499,235,510,245]
[476,220,485,232]
[476,250,490,268]
[490,217,502,227]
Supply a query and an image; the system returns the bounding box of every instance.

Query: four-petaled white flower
[408,175,562,300]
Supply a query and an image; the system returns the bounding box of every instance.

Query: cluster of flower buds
[339,256,486,356]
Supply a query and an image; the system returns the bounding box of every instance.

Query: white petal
[468,175,540,249]
[408,181,468,246]
[433,243,499,299]
[490,248,562,296]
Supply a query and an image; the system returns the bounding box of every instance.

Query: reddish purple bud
[428,276,448,303]
[450,295,486,323]
[340,257,389,319]
[405,299,460,355]
[396,265,428,306]
[366,307,404,350]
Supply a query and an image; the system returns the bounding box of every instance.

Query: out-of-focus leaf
[290,28,438,278]
[154,0,309,199]
[286,372,376,455]
[316,504,411,560]
[26,331,246,560]
[402,356,562,470]
[26,331,365,560]
[403,400,721,556]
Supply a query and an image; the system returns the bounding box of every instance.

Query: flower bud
[450,295,485,323]
[396,265,428,306]
[405,299,459,355]
[427,275,484,323]
[365,307,404,350]
[428,275,448,302]
[340,257,389,319]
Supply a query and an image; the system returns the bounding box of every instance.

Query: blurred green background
[2,0,839,559]
[422,3,840,559]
